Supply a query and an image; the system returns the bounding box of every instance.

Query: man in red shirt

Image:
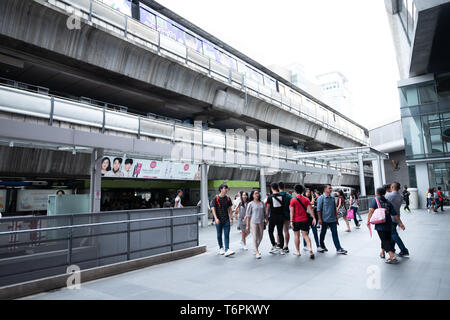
[290,184,316,259]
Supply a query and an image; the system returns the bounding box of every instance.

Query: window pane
[402,116,424,157]
[405,86,419,106]
[418,84,437,104]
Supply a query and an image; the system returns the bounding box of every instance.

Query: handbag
[347,209,354,220]
[370,198,386,225]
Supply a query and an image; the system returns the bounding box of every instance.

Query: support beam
[380,158,386,185]
[358,153,366,197]
[372,155,383,191]
[300,172,306,186]
[200,163,209,227]
[260,168,267,199]
[90,148,103,213]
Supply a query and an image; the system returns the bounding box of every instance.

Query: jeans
[216,220,231,251]
[404,199,410,211]
[319,221,342,250]
[349,206,360,226]
[303,223,320,248]
[268,214,284,248]
[391,223,408,254]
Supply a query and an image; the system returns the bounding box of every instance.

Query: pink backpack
[370,198,386,225]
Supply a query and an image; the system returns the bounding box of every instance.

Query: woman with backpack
[236,192,250,250]
[367,187,405,264]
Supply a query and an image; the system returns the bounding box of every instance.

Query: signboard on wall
[101,156,200,181]
[0,189,6,212]
[16,189,72,212]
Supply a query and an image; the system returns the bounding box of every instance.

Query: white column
[260,168,267,199]
[200,163,209,227]
[372,156,383,191]
[380,158,386,185]
[358,153,366,197]
[415,163,430,209]
[90,148,103,213]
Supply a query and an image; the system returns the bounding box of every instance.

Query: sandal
[385,258,399,264]
[380,253,385,259]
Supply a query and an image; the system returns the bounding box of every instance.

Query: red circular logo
[150,161,157,169]
[184,164,189,171]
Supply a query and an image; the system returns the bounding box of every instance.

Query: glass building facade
[400,73,450,192]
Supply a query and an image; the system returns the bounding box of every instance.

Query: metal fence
[0,207,203,287]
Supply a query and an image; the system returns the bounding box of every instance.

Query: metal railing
[0,207,204,287]
[41,0,368,145]
[0,82,371,177]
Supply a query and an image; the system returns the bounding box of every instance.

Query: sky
[156,0,401,130]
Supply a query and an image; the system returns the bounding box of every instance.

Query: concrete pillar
[200,163,209,227]
[90,148,103,213]
[372,156,383,191]
[358,153,367,197]
[300,172,306,185]
[380,158,386,185]
[415,163,430,209]
[260,168,267,199]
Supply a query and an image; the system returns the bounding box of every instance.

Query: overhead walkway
[0,81,374,226]
[293,147,389,196]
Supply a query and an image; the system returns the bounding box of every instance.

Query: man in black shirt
[210,184,235,257]
[266,182,285,255]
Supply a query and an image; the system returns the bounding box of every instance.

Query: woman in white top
[235,192,249,250]
[245,190,266,259]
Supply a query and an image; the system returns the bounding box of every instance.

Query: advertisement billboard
[16,189,73,212]
[101,156,200,181]
[0,189,6,212]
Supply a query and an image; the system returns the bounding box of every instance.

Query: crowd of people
[206,181,420,264]
[426,187,446,213]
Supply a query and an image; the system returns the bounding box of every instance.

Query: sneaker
[337,248,348,254]
[397,251,409,257]
[303,247,309,252]
[243,244,248,251]
[269,246,278,254]
[283,247,289,253]
[224,249,235,257]
[317,246,326,253]
[218,248,225,255]
[279,249,285,255]
[356,225,360,229]
[255,252,262,259]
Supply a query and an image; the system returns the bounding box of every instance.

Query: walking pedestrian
[437,187,445,212]
[236,191,250,250]
[313,190,321,229]
[427,188,433,212]
[337,190,353,232]
[245,190,266,259]
[266,183,286,255]
[278,182,292,253]
[386,182,410,257]
[349,190,363,222]
[290,184,316,259]
[174,190,183,208]
[402,185,411,212]
[367,187,405,264]
[433,188,441,213]
[302,188,320,251]
[428,188,437,213]
[210,184,235,257]
[317,184,348,254]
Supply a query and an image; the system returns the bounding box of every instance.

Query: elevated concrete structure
[0,0,368,151]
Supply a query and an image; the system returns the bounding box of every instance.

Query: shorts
[293,221,309,232]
